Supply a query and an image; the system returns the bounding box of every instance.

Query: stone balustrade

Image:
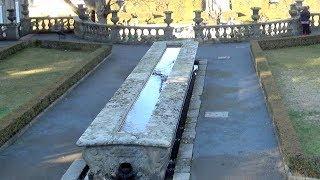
[5,4,320,44]
[310,13,320,31]
[29,16,74,33]
[194,19,293,42]
[258,19,293,37]
[74,19,113,42]
[0,23,20,40]
[74,17,175,44]
[118,26,168,43]
[0,24,8,40]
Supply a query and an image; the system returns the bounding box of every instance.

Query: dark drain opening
[115,163,136,180]
[165,61,199,179]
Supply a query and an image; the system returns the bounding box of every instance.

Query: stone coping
[258,34,320,50]
[250,38,320,178]
[77,40,198,148]
[0,40,112,146]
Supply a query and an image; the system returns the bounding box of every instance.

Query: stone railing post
[289,18,300,35]
[110,25,120,43]
[193,10,203,40]
[73,17,85,38]
[164,11,174,40]
[20,0,31,36]
[110,10,120,42]
[251,7,261,38]
[6,23,20,40]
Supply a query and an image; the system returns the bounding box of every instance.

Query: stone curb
[173,59,207,180]
[61,159,87,180]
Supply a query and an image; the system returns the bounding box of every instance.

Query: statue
[64,0,120,24]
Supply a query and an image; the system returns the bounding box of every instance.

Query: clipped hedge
[250,37,320,178]
[0,40,112,146]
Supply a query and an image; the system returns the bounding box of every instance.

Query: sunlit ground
[265,44,320,156]
[0,47,91,119]
[29,0,84,17]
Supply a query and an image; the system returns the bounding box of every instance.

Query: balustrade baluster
[230,27,235,38]
[311,15,315,28]
[267,24,272,36]
[207,28,212,39]
[122,28,127,41]
[223,27,227,38]
[214,27,220,38]
[128,28,134,42]
[66,18,71,30]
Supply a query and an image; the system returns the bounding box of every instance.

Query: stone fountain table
[77,40,198,179]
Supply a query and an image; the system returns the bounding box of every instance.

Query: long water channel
[121,47,181,133]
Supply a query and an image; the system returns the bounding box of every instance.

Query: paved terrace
[0,34,285,179]
[192,43,284,179]
[0,35,150,179]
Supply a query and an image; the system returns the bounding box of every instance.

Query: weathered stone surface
[175,158,191,173]
[77,40,198,179]
[61,159,87,180]
[177,143,193,159]
[173,173,190,180]
[83,146,170,180]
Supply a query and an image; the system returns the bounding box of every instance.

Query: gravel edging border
[250,37,320,179]
[0,40,112,147]
[173,59,207,180]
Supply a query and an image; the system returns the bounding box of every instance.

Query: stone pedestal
[6,24,20,40]
[164,11,174,40]
[193,10,203,40]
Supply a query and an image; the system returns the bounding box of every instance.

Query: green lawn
[265,44,320,156]
[0,47,92,119]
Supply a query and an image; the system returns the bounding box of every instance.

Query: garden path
[191,43,285,179]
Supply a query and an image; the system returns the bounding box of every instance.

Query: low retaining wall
[259,34,320,50]
[0,40,112,147]
[250,36,320,177]
[77,40,198,179]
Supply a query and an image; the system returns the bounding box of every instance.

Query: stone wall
[258,34,320,50]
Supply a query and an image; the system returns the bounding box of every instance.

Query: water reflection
[121,48,181,133]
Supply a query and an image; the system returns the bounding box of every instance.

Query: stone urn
[251,7,261,22]
[193,10,203,26]
[78,4,89,20]
[21,2,29,18]
[7,9,16,23]
[164,11,173,27]
[111,10,119,25]
[289,4,299,18]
